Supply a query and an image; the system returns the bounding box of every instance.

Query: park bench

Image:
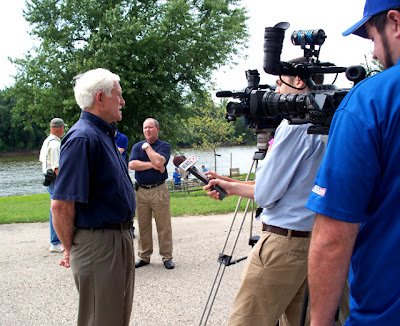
[167,179,204,196]
[229,168,240,177]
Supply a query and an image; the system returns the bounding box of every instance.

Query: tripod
[198,130,272,326]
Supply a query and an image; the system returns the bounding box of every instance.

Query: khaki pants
[136,182,173,262]
[228,231,310,326]
[71,228,135,326]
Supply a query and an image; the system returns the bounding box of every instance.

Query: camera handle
[198,130,271,326]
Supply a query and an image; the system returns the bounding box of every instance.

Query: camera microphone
[216,91,234,97]
[172,155,227,200]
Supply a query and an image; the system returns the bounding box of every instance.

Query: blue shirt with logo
[307,59,400,325]
[53,111,135,228]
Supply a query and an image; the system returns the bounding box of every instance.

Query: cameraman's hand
[203,179,231,200]
[205,171,222,180]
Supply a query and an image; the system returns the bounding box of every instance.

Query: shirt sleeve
[254,121,314,208]
[118,135,129,150]
[129,142,141,162]
[53,137,91,203]
[158,142,171,165]
[306,109,380,223]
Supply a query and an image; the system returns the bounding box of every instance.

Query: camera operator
[205,69,326,326]
[306,1,400,325]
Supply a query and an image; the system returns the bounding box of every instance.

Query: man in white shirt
[39,118,65,252]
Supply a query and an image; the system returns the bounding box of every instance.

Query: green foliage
[361,53,384,77]
[0,89,46,152]
[182,96,247,170]
[9,0,249,148]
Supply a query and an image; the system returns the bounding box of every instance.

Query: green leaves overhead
[11,0,249,145]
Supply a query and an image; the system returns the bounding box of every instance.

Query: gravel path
[0,212,260,325]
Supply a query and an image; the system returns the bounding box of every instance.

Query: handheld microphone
[172,155,227,200]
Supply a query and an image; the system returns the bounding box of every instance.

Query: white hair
[73,68,120,110]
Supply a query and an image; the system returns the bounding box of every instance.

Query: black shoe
[135,259,149,268]
[163,259,175,270]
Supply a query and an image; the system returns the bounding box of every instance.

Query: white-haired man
[52,68,135,326]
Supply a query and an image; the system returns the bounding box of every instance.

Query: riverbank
[0,213,257,325]
[0,145,258,197]
[0,149,39,157]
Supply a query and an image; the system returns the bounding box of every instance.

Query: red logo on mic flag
[179,155,198,171]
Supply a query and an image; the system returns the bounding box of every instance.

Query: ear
[387,10,400,39]
[295,76,305,88]
[96,91,103,104]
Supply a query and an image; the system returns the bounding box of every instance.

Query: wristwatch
[142,142,150,150]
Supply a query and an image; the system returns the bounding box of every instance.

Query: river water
[0,145,260,197]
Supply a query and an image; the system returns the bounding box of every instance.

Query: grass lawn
[0,191,250,224]
[0,173,254,224]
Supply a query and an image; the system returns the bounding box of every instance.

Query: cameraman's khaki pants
[136,182,173,262]
[227,231,310,326]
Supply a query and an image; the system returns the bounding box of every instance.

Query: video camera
[217,22,367,134]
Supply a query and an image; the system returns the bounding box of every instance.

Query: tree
[0,88,46,152]
[182,96,244,171]
[10,0,249,149]
[361,53,383,76]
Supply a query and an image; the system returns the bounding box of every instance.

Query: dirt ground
[0,212,259,326]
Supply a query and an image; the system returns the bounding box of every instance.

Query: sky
[1,0,373,91]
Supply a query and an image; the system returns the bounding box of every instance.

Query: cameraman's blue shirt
[307,60,400,325]
[254,119,326,231]
[129,139,171,185]
[53,111,135,228]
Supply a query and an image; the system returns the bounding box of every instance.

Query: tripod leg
[199,153,265,325]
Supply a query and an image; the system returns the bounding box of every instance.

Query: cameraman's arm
[204,179,254,200]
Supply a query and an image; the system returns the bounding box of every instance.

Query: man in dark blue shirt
[129,118,174,269]
[52,68,135,326]
[115,130,129,164]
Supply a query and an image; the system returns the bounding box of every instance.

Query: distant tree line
[0,88,46,152]
[0,87,255,153]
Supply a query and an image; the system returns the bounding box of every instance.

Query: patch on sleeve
[312,185,326,197]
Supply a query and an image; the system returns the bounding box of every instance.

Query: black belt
[262,223,310,238]
[138,180,165,189]
[77,220,133,231]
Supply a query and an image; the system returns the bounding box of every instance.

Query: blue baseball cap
[343,0,400,38]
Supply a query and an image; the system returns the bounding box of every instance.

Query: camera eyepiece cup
[263,22,290,75]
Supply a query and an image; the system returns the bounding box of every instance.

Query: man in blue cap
[307,1,400,325]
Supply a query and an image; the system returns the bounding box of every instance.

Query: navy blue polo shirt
[129,139,171,185]
[53,111,135,228]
